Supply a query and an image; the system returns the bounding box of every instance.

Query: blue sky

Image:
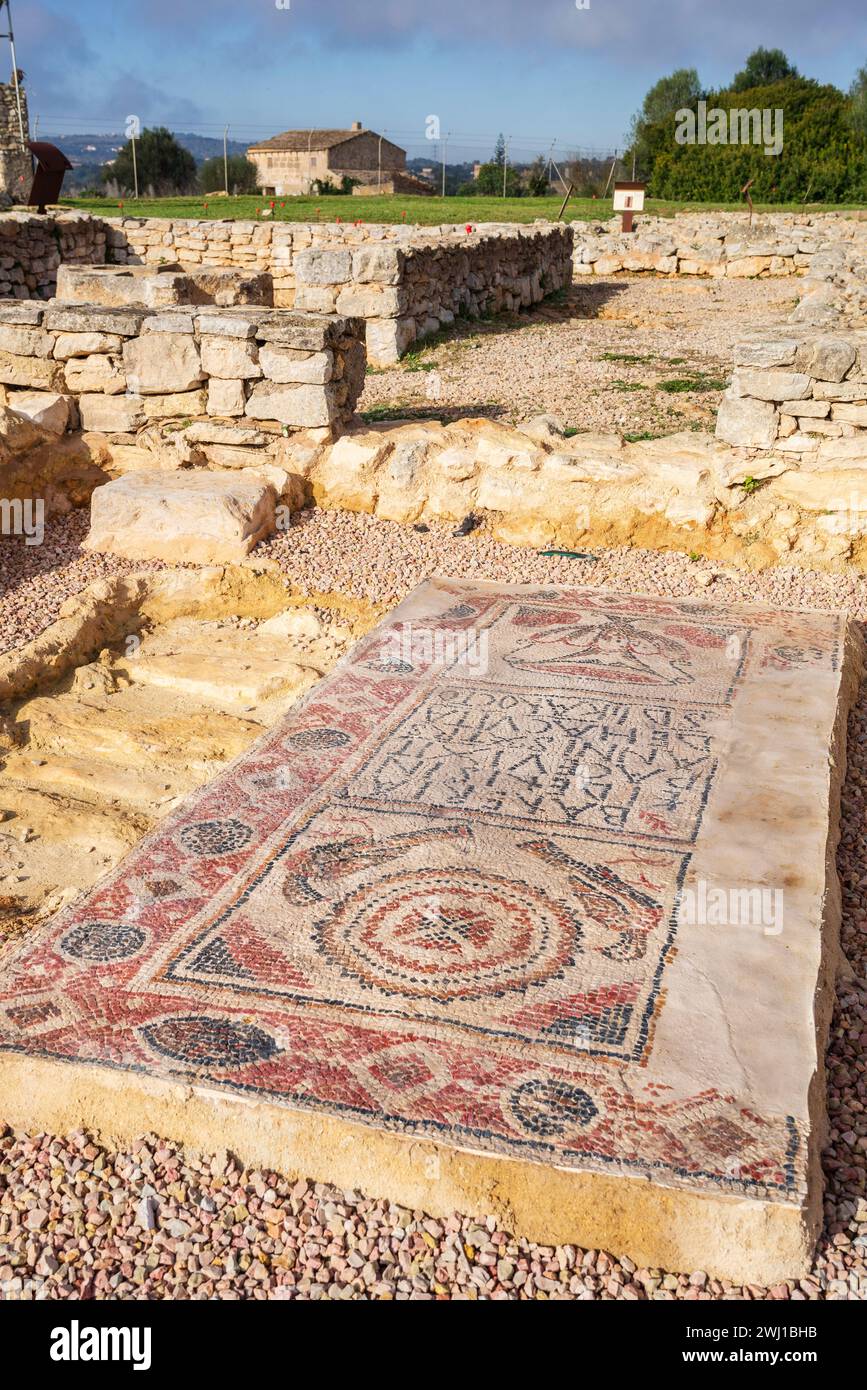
[14,0,867,162]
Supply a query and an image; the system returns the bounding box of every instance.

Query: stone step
[21,686,265,773]
[115,622,320,709]
[2,748,188,815]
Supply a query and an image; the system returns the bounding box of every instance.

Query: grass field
[58,193,867,224]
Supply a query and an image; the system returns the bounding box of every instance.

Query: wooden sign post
[613,180,646,233]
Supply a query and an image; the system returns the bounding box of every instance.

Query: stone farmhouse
[246,123,432,196]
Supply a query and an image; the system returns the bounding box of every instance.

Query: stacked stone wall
[0,300,365,451]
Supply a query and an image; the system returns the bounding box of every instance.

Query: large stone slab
[82,469,276,564]
[0,580,859,1285]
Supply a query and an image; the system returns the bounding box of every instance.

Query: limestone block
[732,370,812,402]
[335,285,403,317]
[812,381,867,402]
[77,394,146,433]
[258,345,333,385]
[294,248,353,285]
[207,378,248,417]
[773,433,821,454]
[140,312,196,335]
[734,338,799,368]
[200,335,262,380]
[141,390,209,420]
[122,333,204,395]
[798,418,847,437]
[245,381,337,428]
[0,301,45,326]
[715,393,778,449]
[185,423,268,447]
[770,467,867,511]
[192,312,258,339]
[53,331,124,359]
[726,255,772,277]
[293,287,338,313]
[366,317,417,366]
[831,403,867,427]
[83,469,276,564]
[782,398,829,418]
[63,355,127,395]
[816,436,867,466]
[351,246,402,284]
[806,337,857,383]
[0,351,65,390]
[7,391,72,434]
[44,306,145,336]
[0,324,53,357]
[311,433,392,512]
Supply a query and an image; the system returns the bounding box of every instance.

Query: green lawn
[58,193,867,224]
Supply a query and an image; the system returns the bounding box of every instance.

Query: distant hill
[39,131,253,192]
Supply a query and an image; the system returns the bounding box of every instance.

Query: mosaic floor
[0,580,859,1279]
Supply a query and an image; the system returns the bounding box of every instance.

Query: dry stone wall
[571,212,867,280]
[293,225,574,363]
[715,329,867,460]
[0,214,106,300]
[0,80,30,201]
[0,301,366,474]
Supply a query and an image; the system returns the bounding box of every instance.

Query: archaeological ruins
[2,201,867,1296]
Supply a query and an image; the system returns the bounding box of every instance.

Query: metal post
[0,1,26,143]
[442,133,449,199]
[223,124,229,193]
[503,136,510,197]
[602,149,618,199]
[131,129,138,199]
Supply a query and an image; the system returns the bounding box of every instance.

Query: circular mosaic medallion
[315,868,580,1002]
[285,727,351,751]
[140,1015,278,1069]
[366,657,415,675]
[178,818,253,857]
[509,1078,598,1138]
[60,920,146,963]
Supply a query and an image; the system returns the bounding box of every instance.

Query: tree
[472,160,523,196]
[200,154,259,195]
[628,68,702,175]
[492,133,506,168]
[646,78,867,203]
[525,155,550,196]
[732,48,798,92]
[102,127,197,196]
[849,64,867,138]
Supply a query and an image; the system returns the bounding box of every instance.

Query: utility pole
[0,0,26,144]
[223,124,229,193]
[602,148,618,198]
[503,135,511,197]
[378,130,386,190]
[131,127,138,199]
[442,132,450,199]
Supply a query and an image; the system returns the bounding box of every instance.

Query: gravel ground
[0,511,163,658]
[263,505,867,617]
[359,274,798,436]
[1,506,867,1299]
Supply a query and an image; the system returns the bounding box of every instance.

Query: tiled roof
[247,129,370,153]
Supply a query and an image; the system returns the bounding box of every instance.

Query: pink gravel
[0,511,164,658]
